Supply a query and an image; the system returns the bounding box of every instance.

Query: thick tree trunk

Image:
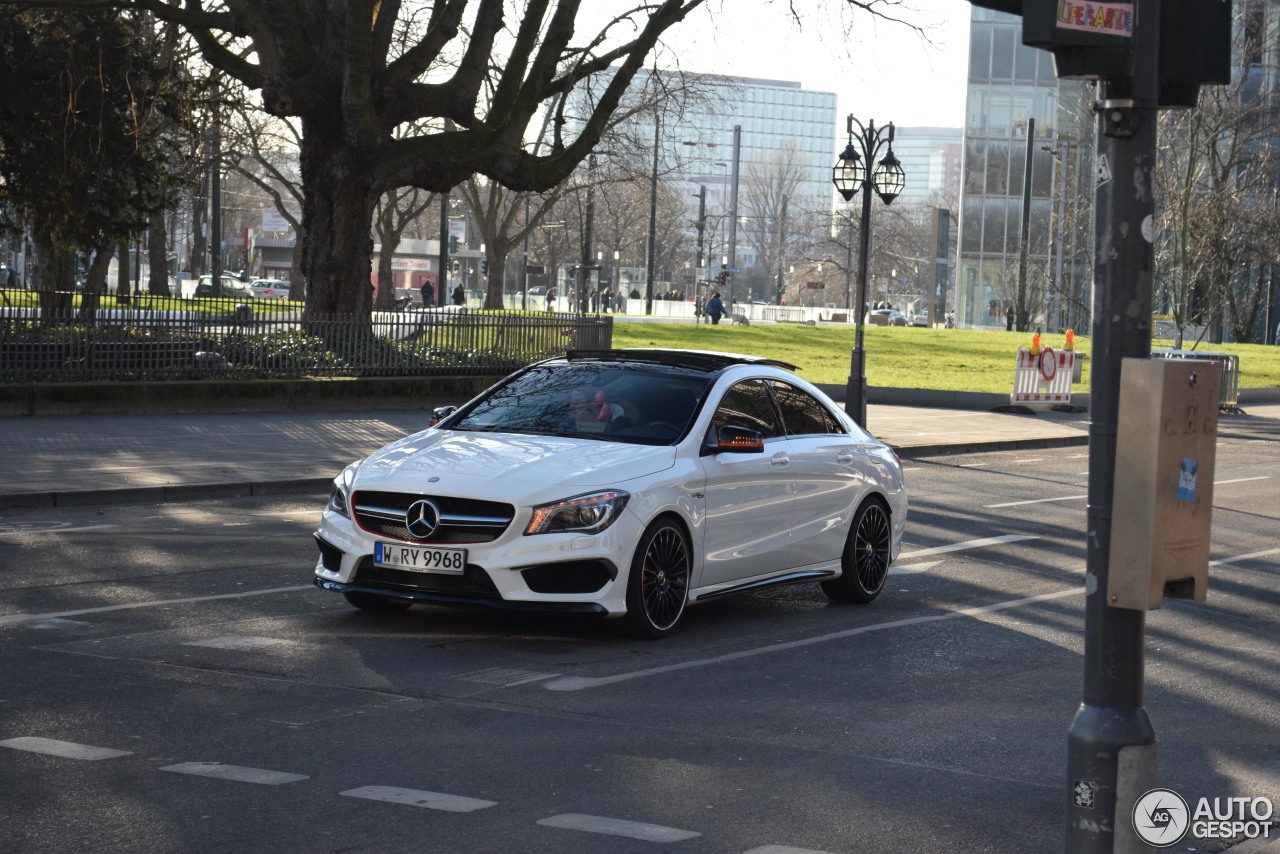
[33,233,74,323]
[148,211,171,296]
[289,225,306,299]
[190,178,208,276]
[116,241,131,305]
[299,121,377,323]
[77,245,114,324]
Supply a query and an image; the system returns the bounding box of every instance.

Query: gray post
[726,125,741,311]
[1065,0,1160,850]
[437,192,449,308]
[646,116,660,315]
[1016,117,1034,332]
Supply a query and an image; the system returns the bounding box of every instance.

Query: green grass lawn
[611,322,1280,393]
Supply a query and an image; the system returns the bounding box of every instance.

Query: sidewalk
[0,401,1273,510]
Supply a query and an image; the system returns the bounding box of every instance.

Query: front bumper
[313,504,641,616]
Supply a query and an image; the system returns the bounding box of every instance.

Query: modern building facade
[955,8,1095,331]
[604,70,837,282]
[891,127,963,206]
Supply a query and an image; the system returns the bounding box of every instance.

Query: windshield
[451,362,712,446]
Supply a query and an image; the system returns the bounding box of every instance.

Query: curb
[0,478,332,511]
[892,434,1090,458]
[0,433,1095,510]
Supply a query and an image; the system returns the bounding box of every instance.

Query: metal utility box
[1107,357,1220,611]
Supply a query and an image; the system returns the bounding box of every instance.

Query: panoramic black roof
[564,349,799,373]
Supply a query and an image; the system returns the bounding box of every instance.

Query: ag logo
[1133,788,1190,846]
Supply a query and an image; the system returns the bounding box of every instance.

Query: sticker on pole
[1012,345,1075,406]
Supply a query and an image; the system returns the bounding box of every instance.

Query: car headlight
[326,461,361,519]
[525,490,630,536]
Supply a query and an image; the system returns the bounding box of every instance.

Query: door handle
[836,452,855,463]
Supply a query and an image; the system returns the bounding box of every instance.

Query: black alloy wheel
[821,498,891,604]
[617,518,691,639]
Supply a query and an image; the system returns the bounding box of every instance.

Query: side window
[711,379,781,439]
[769,381,846,436]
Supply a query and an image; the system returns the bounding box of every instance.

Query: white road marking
[456,667,560,687]
[746,847,837,854]
[160,762,308,785]
[985,494,1087,509]
[1215,476,1271,485]
[0,737,132,761]
[1014,458,1045,463]
[0,585,313,627]
[899,535,1039,559]
[888,560,943,576]
[184,636,295,652]
[27,618,91,629]
[958,462,988,468]
[1210,547,1280,567]
[0,524,118,537]
[544,587,1080,692]
[536,813,700,842]
[340,786,496,813]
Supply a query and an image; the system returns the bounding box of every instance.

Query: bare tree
[1156,15,1280,345]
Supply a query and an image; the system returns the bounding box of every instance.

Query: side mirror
[713,425,765,454]
[429,405,458,427]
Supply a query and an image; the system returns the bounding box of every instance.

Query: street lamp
[832,115,905,428]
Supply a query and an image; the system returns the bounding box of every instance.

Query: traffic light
[481,260,488,277]
[967,0,1230,107]
[448,235,459,253]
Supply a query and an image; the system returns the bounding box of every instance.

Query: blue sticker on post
[1178,457,1197,503]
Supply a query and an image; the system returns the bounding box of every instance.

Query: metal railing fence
[0,293,613,383]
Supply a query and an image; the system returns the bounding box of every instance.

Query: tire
[821,498,891,604]
[615,517,691,639]
[343,590,413,612]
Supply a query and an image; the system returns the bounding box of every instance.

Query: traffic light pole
[1065,1,1160,850]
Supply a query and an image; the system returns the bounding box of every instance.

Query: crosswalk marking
[160,762,308,785]
[456,667,560,687]
[184,636,295,651]
[536,813,700,842]
[0,737,132,761]
[340,786,496,813]
[898,534,1039,559]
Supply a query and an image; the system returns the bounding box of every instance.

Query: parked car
[195,275,252,299]
[313,349,908,638]
[866,309,909,326]
[910,312,929,327]
[247,278,291,299]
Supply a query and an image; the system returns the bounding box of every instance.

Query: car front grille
[353,490,515,544]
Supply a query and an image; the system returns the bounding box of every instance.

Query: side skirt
[690,569,838,603]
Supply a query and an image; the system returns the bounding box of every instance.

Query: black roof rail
[564,348,799,372]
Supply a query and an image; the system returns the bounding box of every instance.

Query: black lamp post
[832,116,905,428]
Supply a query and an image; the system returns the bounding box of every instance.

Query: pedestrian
[546,285,556,312]
[602,289,612,313]
[706,291,725,326]
[1006,305,1015,331]
[421,279,435,308]
[452,282,465,306]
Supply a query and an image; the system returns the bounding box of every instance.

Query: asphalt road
[1,438,1277,854]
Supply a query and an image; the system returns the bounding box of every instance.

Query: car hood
[352,429,677,497]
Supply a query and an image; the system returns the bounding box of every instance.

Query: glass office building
[956,8,1094,331]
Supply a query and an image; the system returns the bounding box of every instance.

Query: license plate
[374,542,467,574]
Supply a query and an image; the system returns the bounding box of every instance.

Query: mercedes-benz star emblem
[405,499,441,540]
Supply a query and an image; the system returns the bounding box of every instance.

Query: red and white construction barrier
[1012,346,1075,406]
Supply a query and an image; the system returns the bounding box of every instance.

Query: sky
[652,2,974,130]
